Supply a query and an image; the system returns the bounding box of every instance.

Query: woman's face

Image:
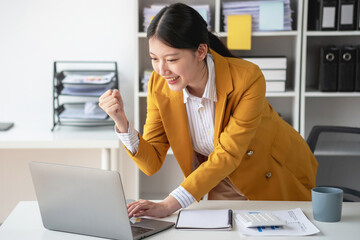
[149,37,207,93]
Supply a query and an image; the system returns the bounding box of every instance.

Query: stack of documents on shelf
[59,102,108,121]
[243,56,287,92]
[62,72,115,84]
[175,209,232,230]
[222,0,293,32]
[143,4,211,32]
[141,70,152,93]
[60,71,116,96]
[234,208,319,236]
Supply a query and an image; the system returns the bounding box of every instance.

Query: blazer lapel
[156,91,194,177]
[211,50,234,146]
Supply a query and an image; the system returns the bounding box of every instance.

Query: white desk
[1,201,359,240]
[0,122,119,170]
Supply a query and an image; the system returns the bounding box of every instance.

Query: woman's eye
[167,59,178,63]
[150,57,158,61]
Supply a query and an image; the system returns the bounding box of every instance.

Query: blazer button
[265,172,272,179]
[247,150,254,156]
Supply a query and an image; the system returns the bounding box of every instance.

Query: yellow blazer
[127,50,318,201]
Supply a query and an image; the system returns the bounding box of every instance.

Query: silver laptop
[29,161,174,240]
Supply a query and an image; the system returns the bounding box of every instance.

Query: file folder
[338,0,357,30]
[319,46,339,91]
[338,46,356,91]
[355,46,360,91]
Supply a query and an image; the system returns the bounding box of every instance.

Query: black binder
[308,0,339,30]
[319,46,339,91]
[322,0,339,30]
[355,46,360,91]
[308,0,322,30]
[338,0,357,30]
[338,46,356,91]
[358,0,360,29]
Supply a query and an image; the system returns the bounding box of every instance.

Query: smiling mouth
[166,76,179,83]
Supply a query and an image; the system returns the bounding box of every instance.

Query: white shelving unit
[300,1,360,138]
[134,0,303,200]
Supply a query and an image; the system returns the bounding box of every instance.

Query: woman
[99,3,318,218]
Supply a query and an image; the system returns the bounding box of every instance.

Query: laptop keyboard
[131,225,153,237]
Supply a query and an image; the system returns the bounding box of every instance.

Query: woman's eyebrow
[149,52,180,57]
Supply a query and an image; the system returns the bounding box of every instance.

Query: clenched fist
[99,89,128,133]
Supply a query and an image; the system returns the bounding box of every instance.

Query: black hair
[147,2,234,58]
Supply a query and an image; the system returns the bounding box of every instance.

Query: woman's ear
[196,44,208,61]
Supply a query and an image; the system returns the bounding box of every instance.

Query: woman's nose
[158,61,170,76]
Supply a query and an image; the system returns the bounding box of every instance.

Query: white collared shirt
[116,54,217,208]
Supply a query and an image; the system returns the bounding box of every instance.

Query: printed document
[234,208,320,236]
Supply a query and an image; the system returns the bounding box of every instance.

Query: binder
[308,0,321,30]
[338,46,356,91]
[355,46,360,91]
[321,0,339,30]
[358,0,360,29]
[319,46,339,91]
[338,0,357,30]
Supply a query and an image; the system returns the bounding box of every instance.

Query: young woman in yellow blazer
[99,3,318,218]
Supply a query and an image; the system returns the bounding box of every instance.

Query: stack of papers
[143,4,211,32]
[234,208,320,236]
[62,72,115,84]
[59,103,108,120]
[243,56,287,92]
[60,72,116,96]
[222,0,293,32]
[141,70,152,93]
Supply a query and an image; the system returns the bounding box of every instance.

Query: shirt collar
[183,54,217,103]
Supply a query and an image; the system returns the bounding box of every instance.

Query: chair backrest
[307,126,360,202]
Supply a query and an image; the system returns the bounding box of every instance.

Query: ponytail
[207,32,235,58]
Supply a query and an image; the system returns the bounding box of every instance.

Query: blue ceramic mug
[312,187,343,222]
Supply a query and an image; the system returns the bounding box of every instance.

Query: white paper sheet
[234,208,320,236]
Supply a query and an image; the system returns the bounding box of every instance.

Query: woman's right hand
[99,89,128,133]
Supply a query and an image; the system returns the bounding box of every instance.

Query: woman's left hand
[127,195,181,218]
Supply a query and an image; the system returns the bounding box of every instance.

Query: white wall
[0,0,137,223]
[0,0,136,124]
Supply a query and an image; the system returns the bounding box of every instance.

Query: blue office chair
[307,125,360,202]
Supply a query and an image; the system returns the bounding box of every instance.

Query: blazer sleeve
[124,73,170,176]
[181,64,266,201]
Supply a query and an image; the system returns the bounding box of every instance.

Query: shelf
[217,31,299,37]
[266,91,296,97]
[304,90,360,97]
[138,31,299,38]
[306,31,360,37]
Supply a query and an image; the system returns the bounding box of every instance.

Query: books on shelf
[243,56,287,92]
[143,4,211,32]
[266,81,286,92]
[222,0,293,32]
